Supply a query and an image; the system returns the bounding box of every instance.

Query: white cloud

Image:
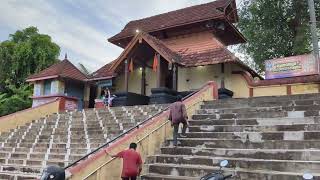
[0,0,243,71]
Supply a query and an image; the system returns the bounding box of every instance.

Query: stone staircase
[142,94,320,180]
[0,104,166,180]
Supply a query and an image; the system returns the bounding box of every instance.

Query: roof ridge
[108,0,239,45]
[128,0,227,24]
[26,58,88,82]
[62,59,89,79]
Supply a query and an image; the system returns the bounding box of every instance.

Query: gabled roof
[109,32,181,72]
[94,33,260,80]
[26,59,88,82]
[108,0,237,44]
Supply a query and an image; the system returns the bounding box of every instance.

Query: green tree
[237,0,320,73]
[0,27,60,116]
[0,26,60,87]
[0,83,32,116]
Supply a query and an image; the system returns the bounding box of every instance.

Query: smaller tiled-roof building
[26,56,90,109]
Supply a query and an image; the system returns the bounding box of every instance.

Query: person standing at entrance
[106,143,142,180]
[169,95,188,146]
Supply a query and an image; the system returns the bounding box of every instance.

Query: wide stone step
[160,147,320,161]
[1,164,42,174]
[150,155,320,171]
[199,105,320,114]
[148,155,320,175]
[193,110,320,120]
[203,94,320,107]
[188,117,319,126]
[185,131,320,140]
[199,106,283,114]
[188,124,320,132]
[193,111,291,119]
[0,172,38,180]
[166,139,320,149]
[144,164,320,180]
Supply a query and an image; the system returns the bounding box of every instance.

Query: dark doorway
[165,70,173,89]
[89,85,97,108]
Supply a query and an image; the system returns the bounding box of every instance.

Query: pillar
[172,64,177,91]
[156,54,161,88]
[141,66,146,95]
[124,59,129,92]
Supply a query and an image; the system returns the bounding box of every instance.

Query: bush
[0,84,32,117]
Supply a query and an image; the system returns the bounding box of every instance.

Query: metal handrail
[80,98,204,180]
[64,89,200,170]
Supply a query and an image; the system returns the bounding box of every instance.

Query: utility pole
[307,0,319,72]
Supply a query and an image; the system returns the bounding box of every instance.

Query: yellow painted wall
[114,74,125,92]
[0,99,60,133]
[112,62,320,98]
[253,86,287,96]
[114,69,141,94]
[114,68,156,96]
[145,68,157,96]
[292,84,319,94]
[178,65,222,91]
[228,74,250,98]
[128,69,142,94]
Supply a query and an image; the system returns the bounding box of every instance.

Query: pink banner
[265,54,318,79]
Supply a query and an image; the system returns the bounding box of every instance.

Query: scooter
[200,160,232,180]
[303,173,314,180]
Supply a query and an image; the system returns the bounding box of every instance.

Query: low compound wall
[66,81,218,180]
[231,71,320,98]
[0,98,60,133]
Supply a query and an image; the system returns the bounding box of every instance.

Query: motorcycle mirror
[303,173,313,180]
[220,160,229,167]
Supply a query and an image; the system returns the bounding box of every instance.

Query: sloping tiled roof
[109,32,181,72]
[109,0,232,43]
[26,59,88,82]
[99,33,259,79]
[179,48,235,67]
[143,33,181,63]
[90,60,116,80]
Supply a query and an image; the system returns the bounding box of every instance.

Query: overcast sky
[0,0,242,72]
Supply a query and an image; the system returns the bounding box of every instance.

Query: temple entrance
[107,33,181,106]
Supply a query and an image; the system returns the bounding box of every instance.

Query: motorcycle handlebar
[224,174,232,179]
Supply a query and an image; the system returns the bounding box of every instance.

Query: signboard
[265,54,318,79]
[65,100,78,111]
[97,79,112,87]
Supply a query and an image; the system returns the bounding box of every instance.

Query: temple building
[26,55,90,110]
[27,0,320,109]
[90,0,260,105]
